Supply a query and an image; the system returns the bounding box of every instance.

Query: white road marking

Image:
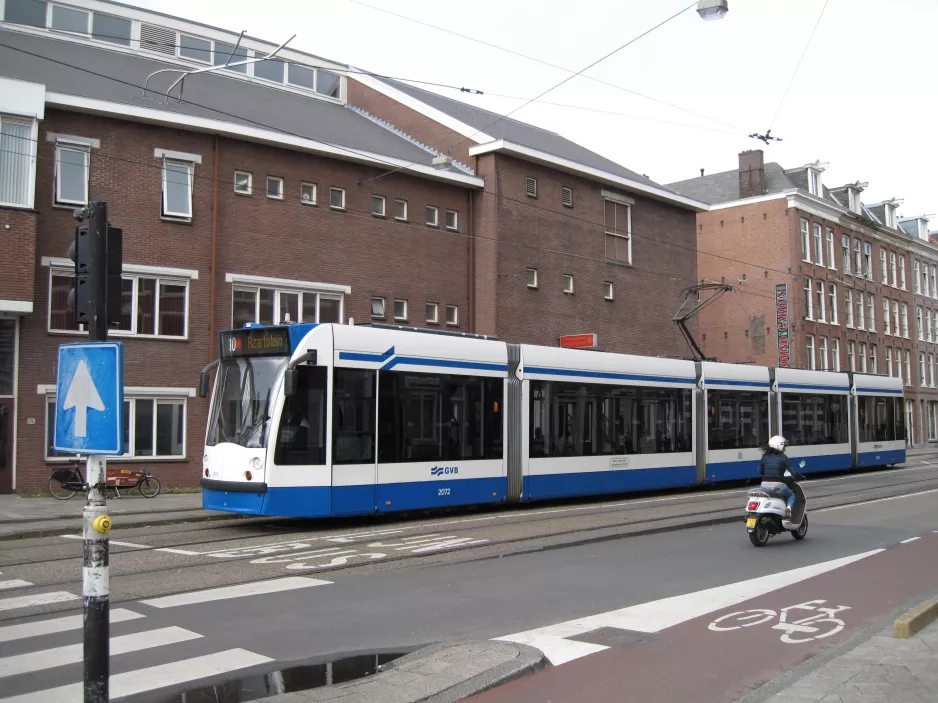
[900,537,921,544]
[0,592,79,612]
[0,608,143,644]
[817,488,938,512]
[139,576,331,608]
[61,535,149,549]
[495,548,883,665]
[0,580,32,590]
[0,626,202,679]
[1,649,272,703]
[155,548,201,555]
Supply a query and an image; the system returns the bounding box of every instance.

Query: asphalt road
[2,459,938,701]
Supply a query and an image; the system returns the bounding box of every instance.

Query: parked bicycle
[49,460,161,500]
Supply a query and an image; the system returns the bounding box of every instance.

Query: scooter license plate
[746,518,757,528]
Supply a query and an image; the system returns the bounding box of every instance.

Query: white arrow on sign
[62,359,105,438]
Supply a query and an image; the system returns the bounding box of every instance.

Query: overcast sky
[133,0,936,222]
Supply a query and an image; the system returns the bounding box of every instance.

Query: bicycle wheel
[139,476,161,498]
[49,471,80,500]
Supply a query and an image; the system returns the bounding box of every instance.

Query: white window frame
[863,242,872,280]
[805,335,815,370]
[160,158,194,220]
[48,267,191,339]
[895,349,902,380]
[904,350,912,387]
[426,302,439,324]
[870,344,877,374]
[445,209,458,231]
[902,303,909,338]
[931,266,937,299]
[859,342,867,373]
[445,305,459,326]
[804,277,814,320]
[842,234,851,274]
[832,339,841,372]
[883,298,891,335]
[50,4,92,35]
[604,198,632,265]
[53,140,90,206]
[813,223,823,266]
[880,248,888,284]
[394,199,408,222]
[45,393,189,461]
[930,354,935,388]
[372,195,386,217]
[848,341,856,372]
[818,337,828,371]
[867,294,874,331]
[915,261,922,294]
[928,310,934,343]
[526,268,538,289]
[604,281,614,300]
[893,301,901,337]
[831,282,840,324]
[899,256,906,290]
[890,252,897,287]
[231,285,343,326]
[563,275,575,295]
[300,182,317,205]
[371,297,386,319]
[920,353,927,387]
[856,291,865,330]
[393,299,408,322]
[0,115,39,209]
[885,347,892,376]
[826,228,835,270]
[266,176,283,200]
[918,307,925,341]
[330,187,345,210]
[233,170,252,195]
[178,33,213,64]
[426,205,439,227]
[801,219,811,262]
[853,239,862,275]
[844,288,853,328]
[816,280,826,322]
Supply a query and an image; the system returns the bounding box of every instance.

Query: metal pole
[84,200,109,703]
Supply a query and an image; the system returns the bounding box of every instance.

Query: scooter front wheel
[749,518,770,547]
[791,514,808,540]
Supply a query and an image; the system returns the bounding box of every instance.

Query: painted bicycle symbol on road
[708,600,850,644]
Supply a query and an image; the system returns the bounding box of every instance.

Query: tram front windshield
[206,357,285,449]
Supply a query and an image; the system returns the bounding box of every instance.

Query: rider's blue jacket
[759,451,792,480]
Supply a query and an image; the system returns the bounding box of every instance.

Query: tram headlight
[250,456,262,470]
[245,471,253,481]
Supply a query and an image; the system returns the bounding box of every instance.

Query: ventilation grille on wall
[562,186,573,208]
[526,177,538,198]
[140,24,176,56]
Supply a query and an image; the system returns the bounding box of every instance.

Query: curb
[893,599,938,639]
[0,511,245,541]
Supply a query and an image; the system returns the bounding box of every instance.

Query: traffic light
[64,203,122,337]
[66,226,91,324]
[105,225,122,325]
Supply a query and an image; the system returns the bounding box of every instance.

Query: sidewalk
[0,491,242,540]
[757,620,938,703]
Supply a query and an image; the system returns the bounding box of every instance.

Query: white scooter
[745,466,808,547]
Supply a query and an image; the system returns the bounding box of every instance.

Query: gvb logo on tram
[431,466,459,477]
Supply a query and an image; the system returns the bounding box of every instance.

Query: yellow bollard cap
[93,516,112,533]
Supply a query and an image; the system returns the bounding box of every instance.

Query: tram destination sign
[776,283,790,368]
[221,327,291,359]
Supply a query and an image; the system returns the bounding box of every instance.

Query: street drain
[155,651,409,702]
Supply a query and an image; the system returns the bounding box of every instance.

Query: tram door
[331,369,377,515]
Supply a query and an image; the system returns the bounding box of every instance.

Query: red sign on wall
[560,333,598,349]
[776,283,790,368]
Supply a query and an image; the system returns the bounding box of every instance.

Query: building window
[1,116,38,208]
[214,40,248,73]
[813,224,823,266]
[47,396,186,460]
[928,310,934,343]
[883,298,891,335]
[562,186,573,208]
[51,4,90,33]
[808,169,821,196]
[826,228,835,270]
[931,266,937,298]
[563,275,574,295]
[915,261,922,294]
[394,199,408,221]
[934,313,938,344]
[232,286,342,326]
[393,299,408,321]
[869,344,877,373]
[847,341,856,372]
[604,199,631,264]
[371,297,386,319]
[904,350,912,386]
[300,182,316,205]
[92,12,132,46]
[6,0,48,27]
[330,187,345,210]
[426,302,439,324]
[426,205,439,227]
[923,265,930,298]
[856,292,865,330]
[893,301,901,337]
[445,305,459,326]
[930,355,935,388]
[918,307,925,340]
[372,195,386,217]
[266,176,283,200]
[805,335,815,370]
[818,337,829,371]
[832,339,841,372]
[895,349,903,380]
[801,219,810,262]
[816,281,826,322]
[899,256,906,290]
[445,210,458,231]
[902,303,909,338]
[844,289,854,328]
[885,347,892,376]
[179,34,212,62]
[858,343,867,373]
[842,235,851,274]
[920,354,927,387]
[50,270,188,338]
[929,403,938,441]
[160,159,193,219]
[804,278,813,320]
[234,171,252,195]
[853,239,862,275]
[54,142,90,206]
[604,281,614,300]
[253,53,285,84]
[526,268,538,289]
[863,242,872,280]
[890,252,897,287]
[880,248,888,284]
[867,294,875,331]
[526,177,538,198]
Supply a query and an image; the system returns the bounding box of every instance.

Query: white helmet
[768,435,788,452]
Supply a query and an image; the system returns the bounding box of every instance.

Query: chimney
[738,149,765,199]
[700,168,705,177]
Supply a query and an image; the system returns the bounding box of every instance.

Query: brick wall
[0,208,37,303]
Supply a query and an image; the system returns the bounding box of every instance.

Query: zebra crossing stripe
[0,592,79,612]
[0,626,202,679]
[0,580,33,591]
[0,608,144,643]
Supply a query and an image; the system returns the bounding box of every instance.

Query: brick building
[0,0,705,493]
[668,150,938,447]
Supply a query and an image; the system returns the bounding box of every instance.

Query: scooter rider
[759,435,797,519]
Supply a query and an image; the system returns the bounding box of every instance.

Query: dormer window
[808,169,822,196]
[884,204,896,228]
[848,188,861,214]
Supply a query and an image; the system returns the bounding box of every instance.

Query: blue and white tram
[199,322,906,518]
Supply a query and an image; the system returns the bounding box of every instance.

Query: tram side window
[781,393,849,446]
[333,369,376,464]
[378,371,503,463]
[858,396,898,443]
[706,390,769,450]
[274,366,327,465]
[894,397,906,443]
[529,381,692,457]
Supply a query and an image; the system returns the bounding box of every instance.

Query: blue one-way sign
[54,342,124,454]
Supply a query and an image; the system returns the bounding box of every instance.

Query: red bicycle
[49,460,161,500]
